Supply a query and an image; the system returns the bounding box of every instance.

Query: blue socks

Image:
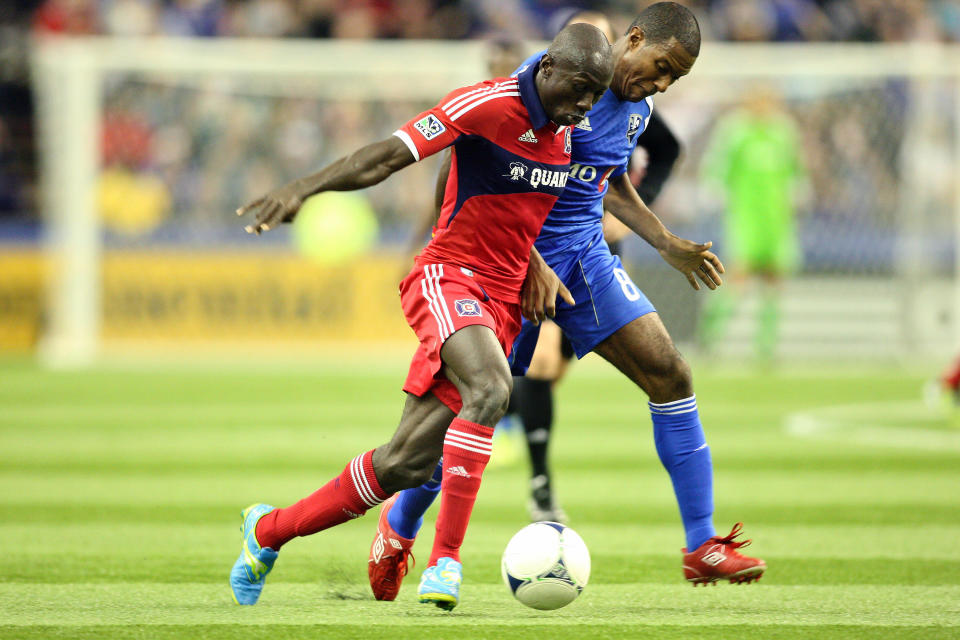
[649,395,716,551]
[387,459,443,539]
[388,397,717,552]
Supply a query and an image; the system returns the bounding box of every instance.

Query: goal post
[32,40,102,367]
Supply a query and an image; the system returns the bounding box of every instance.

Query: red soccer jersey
[394,62,572,303]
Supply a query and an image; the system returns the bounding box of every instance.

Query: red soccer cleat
[368,495,416,601]
[682,523,766,586]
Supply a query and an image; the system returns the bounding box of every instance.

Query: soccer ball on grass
[501,521,590,610]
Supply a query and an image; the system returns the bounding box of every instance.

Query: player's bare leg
[371,394,456,493]
[594,312,765,584]
[232,391,455,605]
[369,394,455,601]
[416,325,513,610]
[594,312,692,404]
[440,325,513,425]
[370,325,512,606]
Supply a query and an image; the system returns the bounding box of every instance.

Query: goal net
[26,38,960,364]
[636,44,960,361]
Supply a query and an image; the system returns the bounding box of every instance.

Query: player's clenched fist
[237,181,305,234]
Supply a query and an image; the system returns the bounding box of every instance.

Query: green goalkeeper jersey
[703,109,803,272]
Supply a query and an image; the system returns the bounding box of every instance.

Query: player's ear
[627,25,645,50]
[539,54,554,78]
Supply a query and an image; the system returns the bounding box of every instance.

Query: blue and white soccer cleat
[417,557,463,611]
[229,503,279,605]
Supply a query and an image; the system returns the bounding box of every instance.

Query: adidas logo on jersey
[576,117,592,131]
[446,465,472,478]
[518,129,539,143]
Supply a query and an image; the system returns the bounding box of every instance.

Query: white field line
[785,401,960,451]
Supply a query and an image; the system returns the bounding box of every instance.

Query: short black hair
[627,2,701,57]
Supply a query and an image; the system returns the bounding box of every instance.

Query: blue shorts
[509,232,656,375]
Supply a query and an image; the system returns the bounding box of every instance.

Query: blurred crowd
[86,69,951,271]
[92,82,437,241]
[0,0,958,269]
[7,0,958,42]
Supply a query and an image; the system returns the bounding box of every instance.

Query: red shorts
[400,261,521,413]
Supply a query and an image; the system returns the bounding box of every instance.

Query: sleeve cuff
[393,130,420,162]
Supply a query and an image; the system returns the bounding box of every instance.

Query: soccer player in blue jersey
[511,10,684,525]
[368,2,766,598]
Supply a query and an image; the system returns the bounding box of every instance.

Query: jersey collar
[517,54,553,131]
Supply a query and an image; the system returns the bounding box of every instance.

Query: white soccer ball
[501,521,590,610]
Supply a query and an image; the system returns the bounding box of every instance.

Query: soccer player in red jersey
[229,23,614,609]
[372,4,765,599]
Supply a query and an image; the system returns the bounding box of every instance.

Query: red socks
[255,450,387,550]
[253,419,493,563]
[429,418,494,565]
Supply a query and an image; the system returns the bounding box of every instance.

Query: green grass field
[2,354,958,639]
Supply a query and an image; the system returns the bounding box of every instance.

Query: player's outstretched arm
[521,246,575,325]
[602,113,682,246]
[604,173,724,291]
[237,136,416,235]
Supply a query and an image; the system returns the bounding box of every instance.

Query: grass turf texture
[1,355,958,639]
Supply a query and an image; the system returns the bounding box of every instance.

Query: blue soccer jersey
[514,51,654,257]
[508,51,658,370]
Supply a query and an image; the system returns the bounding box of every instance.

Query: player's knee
[672,356,694,395]
[460,371,512,425]
[648,351,694,402]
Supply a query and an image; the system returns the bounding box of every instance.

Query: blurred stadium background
[2,3,960,638]
[0,0,958,364]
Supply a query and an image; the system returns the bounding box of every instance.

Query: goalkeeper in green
[699,86,804,362]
